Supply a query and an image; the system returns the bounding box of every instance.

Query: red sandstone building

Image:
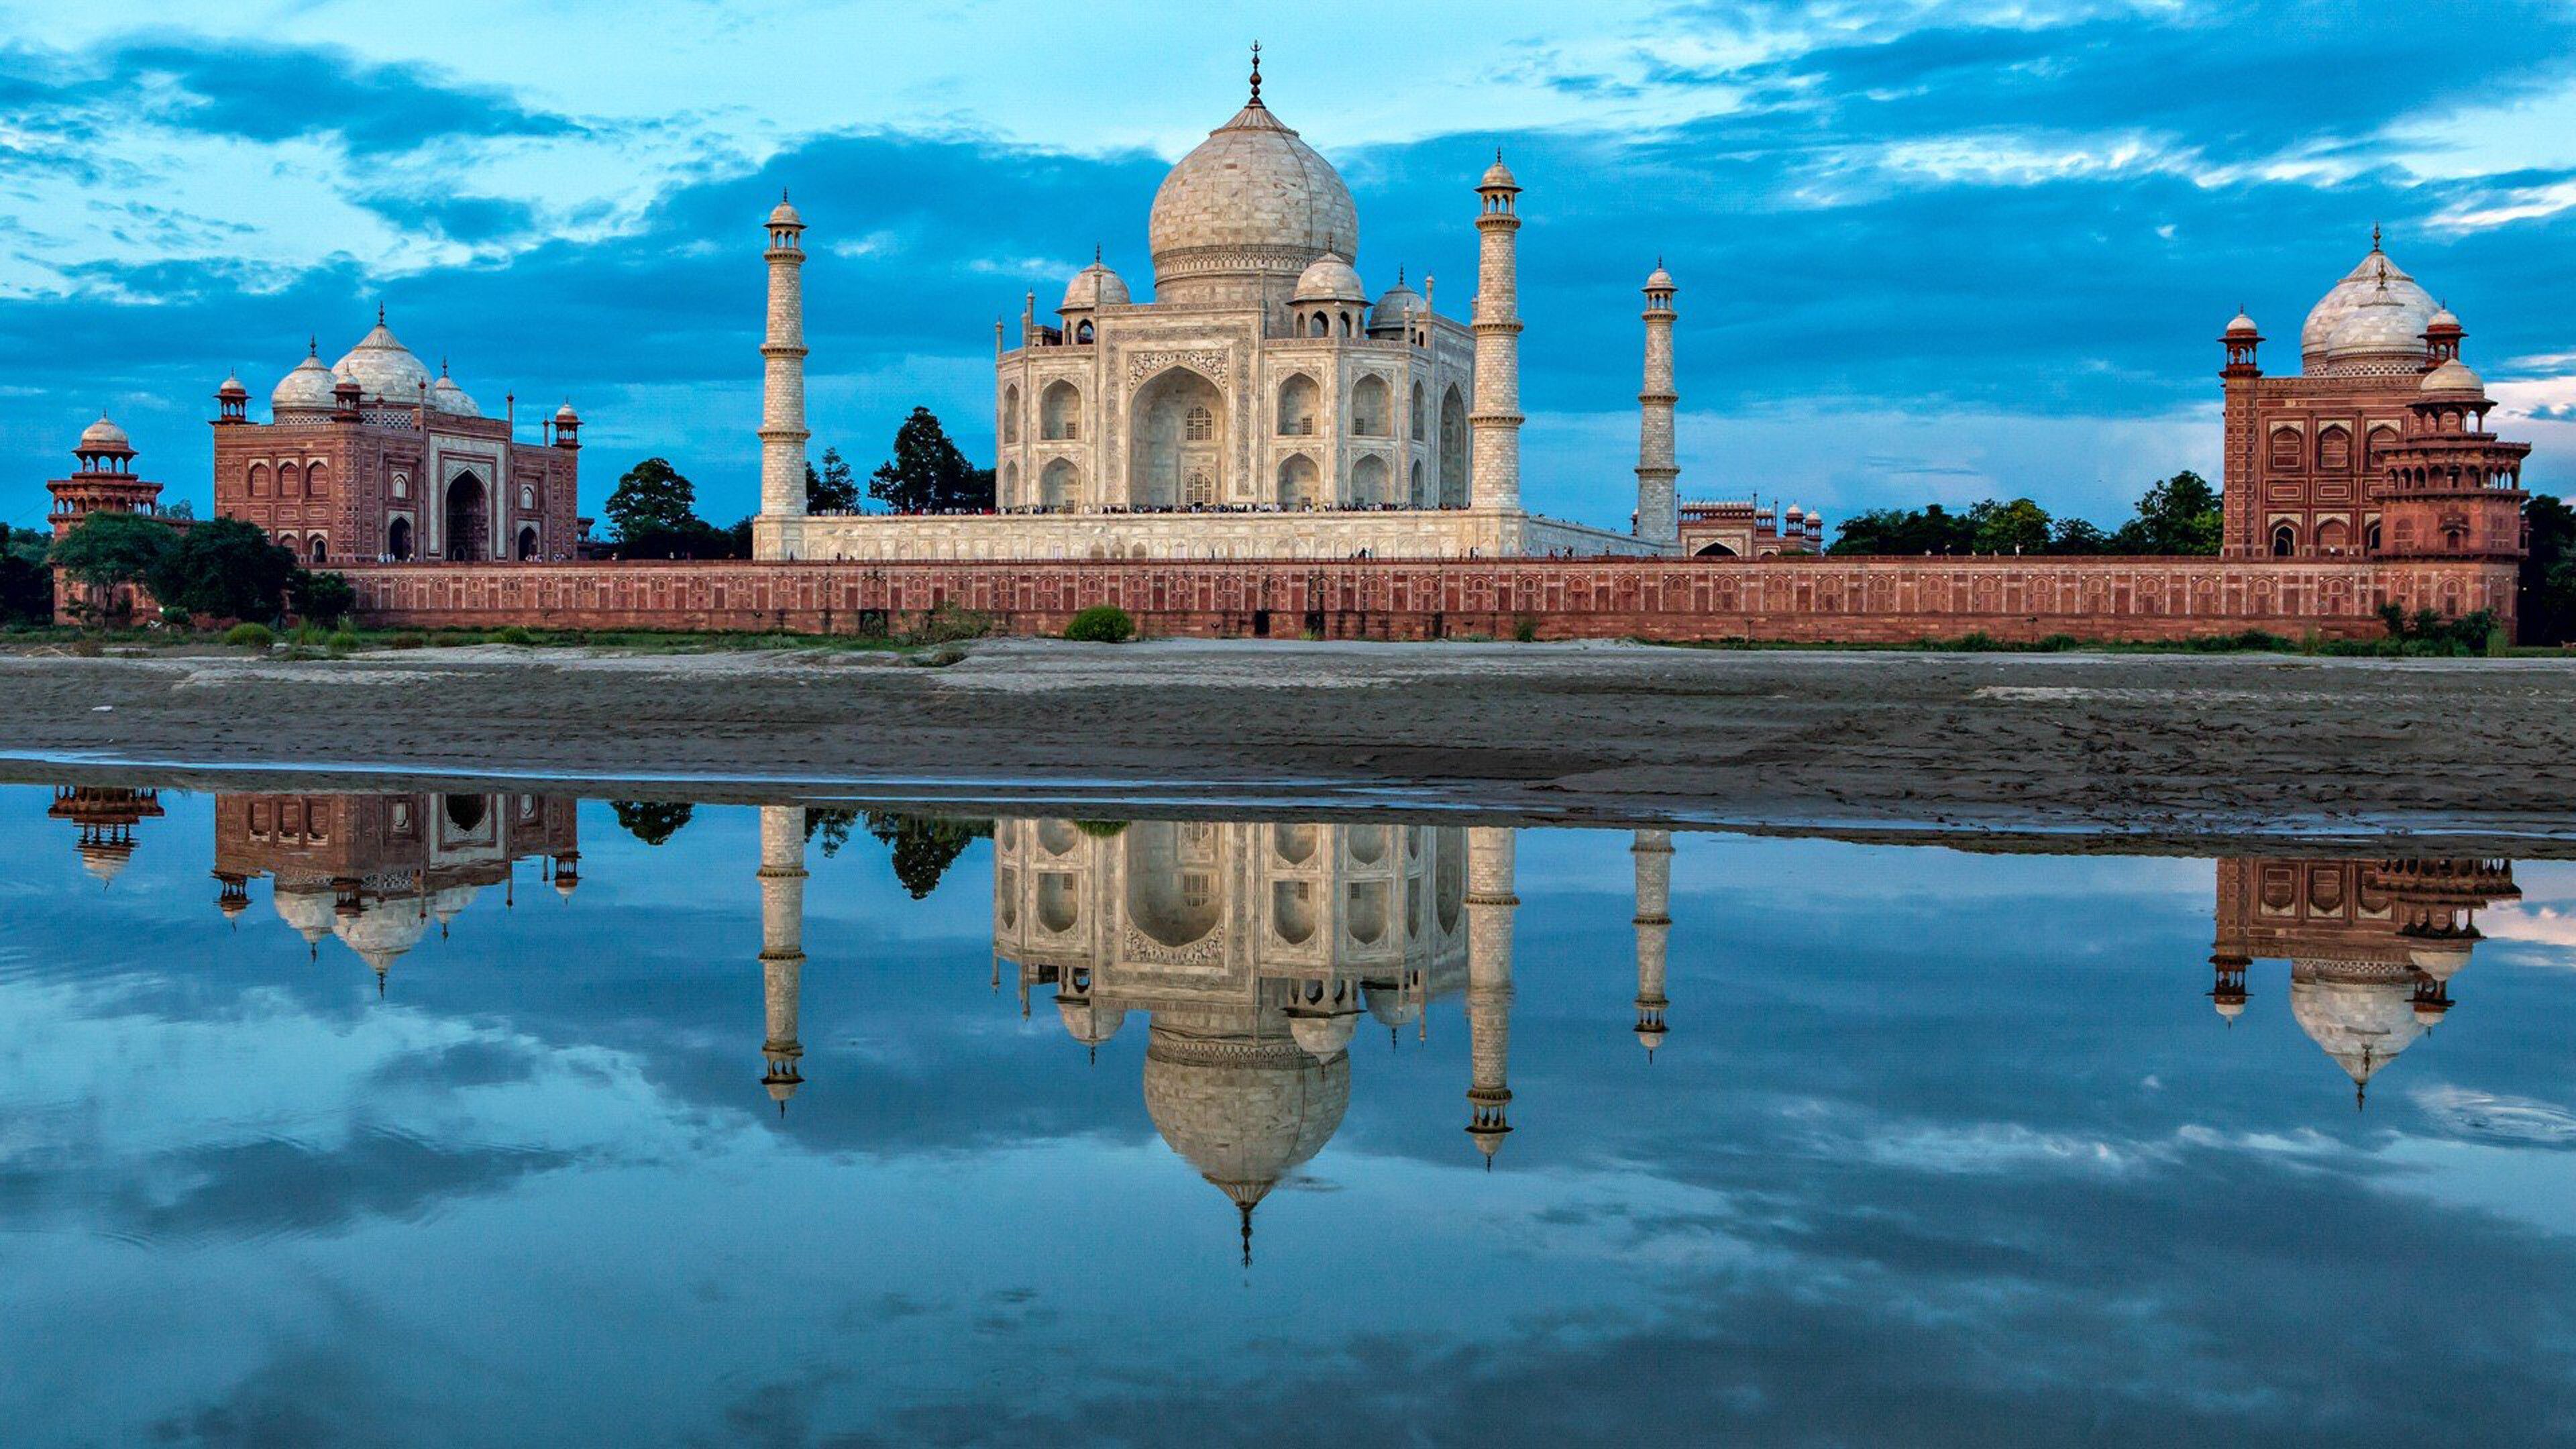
[45,415,176,622]
[2219,233,2529,563]
[1675,498,1823,558]
[212,315,584,565]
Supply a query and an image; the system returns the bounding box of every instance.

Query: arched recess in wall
[2271,521,2297,557]
[1002,386,1021,444]
[1350,376,1391,437]
[1040,380,1081,441]
[1696,541,1739,557]
[1349,455,1389,508]
[1438,386,1470,506]
[1128,368,1224,509]
[386,517,413,561]
[1277,374,1320,436]
[1039,458,1077,510]
[1277,453,1321,509]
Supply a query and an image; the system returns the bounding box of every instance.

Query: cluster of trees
[1831,472,2222,557]
[46,513,352,627]
[611,802,988,898]
[1,526,53,625]
[600,407,995,559]
[2520,494,2576,646]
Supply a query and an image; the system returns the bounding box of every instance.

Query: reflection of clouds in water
[2475,904,2576,951]
[2413,1086,2576,1148]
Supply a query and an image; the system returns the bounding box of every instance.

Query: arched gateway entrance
[1129,368,1224,509]
[445,473,488,561]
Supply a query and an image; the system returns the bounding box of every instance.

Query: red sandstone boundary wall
[341,556,2518,644]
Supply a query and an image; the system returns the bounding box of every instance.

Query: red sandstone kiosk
[45,415,176,624]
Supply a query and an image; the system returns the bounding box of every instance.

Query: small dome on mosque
[1059,258,1131,313]
[218,892,249,919]
[1644,262,1676,292]
[1369,273,1423,331]
[767,194,802,227]
[1479,153,1519,191]
[2212,997,2246,1022]
[1057,995,1128,1046]
[428,366,480,418]
[2426,306,2463,333]
[2419,358,2485,395]
[77,841,134,884]
[1363,979,1424,1027]
[1291,249,1366,304]
[553,401,580,424]
[334,896,430,968]
[1287,1011,1358,1059]
[271,879,339,944]
[78,414,130,451]
[1147,74,1360,295]
[273,347,337,413]
[333,316,433,401]
[2225,310,2259,336]
[2302,241,2437,371]
[2413,998,2453,1029]
[216,372,249,400]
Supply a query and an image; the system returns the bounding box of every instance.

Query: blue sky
[7,0,2576,535]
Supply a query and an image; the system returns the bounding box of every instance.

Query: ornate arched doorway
[445,472,489,561]
[1438,386,1469,507]
[386,517,413,561]
[517,526,539,560]
[1128,368,1224,509]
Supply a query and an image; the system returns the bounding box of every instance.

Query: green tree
[869,409,990,513]
[2112,470,2222,555]
[605,458,704,541]
[289,569,358,626]
[804,806,860,857]
[1830,503,1978,556]
[2049,517,2112,555]
[5,525,53,568]
[862,812,991,898]
[156,517,296,622]
[1970,498,2054,555]
[49,511,178,594]
[806,447,859,513]
[2519,494,2576,646]
[610,800,695,847]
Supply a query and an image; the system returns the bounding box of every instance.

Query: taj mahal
[752,52,1676,564]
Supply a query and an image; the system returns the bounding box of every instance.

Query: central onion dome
[2288,957,2427,1100]
[1141,1009,1350,1225]
[273,342,338,418]
[1147,64,1358,307]
[2302,240,2436,376]
[333,315,433,402]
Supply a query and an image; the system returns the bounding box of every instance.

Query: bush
[1065,605,1136,643]
[222,623,276,649]
[385,633,428,650]
[492,625,538,647]
[289,619,329,646]
[1073,819,1130,838]
[288,569,357,627]
[327,631,360,655]
[1511,616,1540,643]
[158,606,193,631]
[905,600,996,645]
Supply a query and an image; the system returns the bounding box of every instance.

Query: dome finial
[2371,221,2383,252]
[1248,40,1262,105]
[377,301,385,325]
[1239,1199,1255,1267]
[307,335,317,358]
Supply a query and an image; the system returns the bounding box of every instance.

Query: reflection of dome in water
[1057,994,1128,1046]
[1142,1016,1349,1216]
[1363,978,1423,1028]
[2289,959,2427,1095]
[1287,1011,1357,1058]
[272,879,338,944]
[335,897,431,977]
[76,841,135,884]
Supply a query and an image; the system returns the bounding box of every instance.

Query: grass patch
[221,622,275,649]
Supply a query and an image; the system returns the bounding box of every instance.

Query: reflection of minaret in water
[1464,826,1517,1165]
[1632,830,1672,1060]
[758,806,807,1115]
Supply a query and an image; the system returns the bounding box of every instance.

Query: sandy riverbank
[1,639,2571,849]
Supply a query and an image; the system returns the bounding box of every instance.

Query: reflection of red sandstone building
[1676,499,1823,558]
[212,315,582,566]
[48,786,166,887]
[45,416,176,623]
[2210,857,2519,1103]
[2219,234,2529,563]
[213,791,580,989]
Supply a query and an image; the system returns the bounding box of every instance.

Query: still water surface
[5,786,2576,1445]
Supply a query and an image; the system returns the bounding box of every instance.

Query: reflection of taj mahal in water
[36,791,2551,1230]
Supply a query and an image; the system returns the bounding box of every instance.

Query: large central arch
[444,472,489,561]
[1128,368,1226,509]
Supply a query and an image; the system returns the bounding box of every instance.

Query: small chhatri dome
[2420,358,2485,394]
[2426,305,2463,333]
[216,372,249,399]
[2225,309,2259,337]
[1060,256,1132,313]
[553,400,580,423]
[1291,248,1366,304]
[768,190,802,228]
[77,414,131,452]
[333,315,433,401]
[1479,150,1519,191]
[1644,262,1676,292]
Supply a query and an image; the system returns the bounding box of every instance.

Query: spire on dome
[1248,40,1263,107]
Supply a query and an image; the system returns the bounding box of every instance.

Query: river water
[4,786,2573,1445]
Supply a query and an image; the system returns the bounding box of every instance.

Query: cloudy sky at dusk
[7,0,2576,534]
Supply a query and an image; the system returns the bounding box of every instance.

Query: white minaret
[1635,264,1680,549]
[1469,154,1523,520]
[1632,829,1672,1059]
[757,194,809,558]
[1464,825,1517,1164]
[758,805,807,1113]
